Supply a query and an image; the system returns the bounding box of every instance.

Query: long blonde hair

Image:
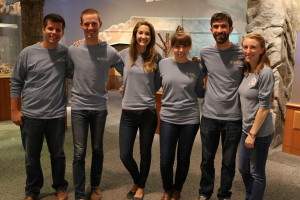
[242,33,270,76]
[129,21,157,73]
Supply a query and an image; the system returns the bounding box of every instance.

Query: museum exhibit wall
[43,0,247,47]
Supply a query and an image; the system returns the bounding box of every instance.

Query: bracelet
[249,132,256,138]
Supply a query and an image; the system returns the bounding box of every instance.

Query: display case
[0,15,21,75]
[0,12,21,121]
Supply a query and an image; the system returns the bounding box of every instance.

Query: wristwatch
[249,132,256,138]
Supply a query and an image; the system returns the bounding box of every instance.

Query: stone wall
[246,0,300,148]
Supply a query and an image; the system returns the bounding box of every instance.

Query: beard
[213,32,230,44]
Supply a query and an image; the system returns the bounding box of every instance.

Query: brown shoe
[171,190,181,200]
[57,191,68,200]
[198,195,209,200]
[127,184,138,199]
[23,197,36,200]
[161,191,172,200]
[90,187,102,200]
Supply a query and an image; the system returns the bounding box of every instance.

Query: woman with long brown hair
[119,21,162,200]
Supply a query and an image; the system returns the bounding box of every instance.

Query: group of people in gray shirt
[10,8,274,200]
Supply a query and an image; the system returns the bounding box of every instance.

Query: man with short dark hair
[68,8,123,200]
[10,13,69,200]
[198,11,244,200]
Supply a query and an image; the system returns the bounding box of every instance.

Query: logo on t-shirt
[185,72,197,79]
[57,58,66,62]
[248,77,257,87]
[97,57,108,61]
[230,60,244,65]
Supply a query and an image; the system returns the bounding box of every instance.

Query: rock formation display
[246,0,300,148]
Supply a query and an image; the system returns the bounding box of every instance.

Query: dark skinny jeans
[238,133,273,200]
[160,120,199,191]
[119,109,157,188]
[71,109,107,199]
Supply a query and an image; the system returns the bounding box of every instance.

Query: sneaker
[90,187,102,200]
[198,195,209,200]
[56,191,68,200]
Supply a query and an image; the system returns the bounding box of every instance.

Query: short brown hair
[80,8,101,23]
[43,13,65,30]
[171,31,192,48]
[211,11,233,27]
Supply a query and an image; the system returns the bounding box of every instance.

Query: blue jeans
[20,116,68,197]
[71,109,107,199]
[119,109,157,188]
[238,133,273,200]
[199,116,242,199]
[160,120,199,191]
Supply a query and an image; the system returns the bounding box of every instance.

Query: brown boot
[170,190,181,200]
[90,187,102,200]
[56,191,68,200]
[160,190,172,200]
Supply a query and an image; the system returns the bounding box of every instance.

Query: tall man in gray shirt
[198,12,244,200]
[10,14,69,200]
[67,9,123,200]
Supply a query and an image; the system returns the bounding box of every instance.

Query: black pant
[119,109,157,188]
[160,120,199,191]
[21,116,68,197]
[71,109,108,199]
[199,116,242,199]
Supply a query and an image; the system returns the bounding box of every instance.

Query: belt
[123,108,155,114]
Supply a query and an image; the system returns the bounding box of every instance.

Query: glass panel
[0,14,21,77]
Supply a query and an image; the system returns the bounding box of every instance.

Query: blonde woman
[238,33,274,200]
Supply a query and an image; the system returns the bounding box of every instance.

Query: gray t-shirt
[238,66,275,137]
[159,58,204,124]
[201,44,244,120]
[68,41,124,110]
[120,48,162,110]
[10,42,68,119]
